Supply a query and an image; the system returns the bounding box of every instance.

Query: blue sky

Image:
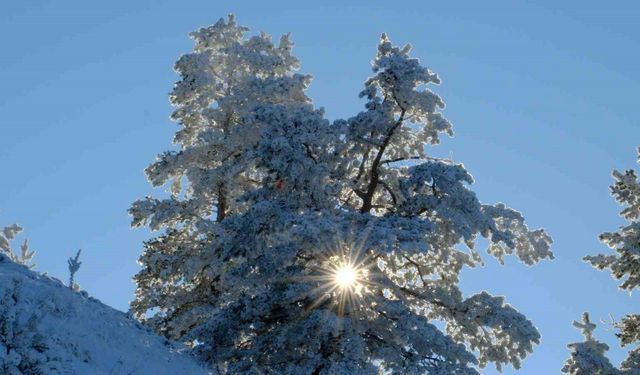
[1,1,638,373]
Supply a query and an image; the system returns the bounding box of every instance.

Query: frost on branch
[0,223,35,268]
[131,19,553,374]
[562,313,620,375]
[129,13,311,229]
[440,292,541,371]
[584,148,640,292]
[482,203,555,266]
[579,147,640,372]
[583,147,640,356]
[621,347,640,374]
[67,249,82,291]
[617,315,640,348]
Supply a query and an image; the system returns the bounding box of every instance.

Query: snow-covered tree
[131,16,554,374]
[0,223,35,268]
[67,249,82,291]
[561,313,640,374]
[562,313,620,375]
[129,14,310,230]
[621,347,640,375]
[585,148,640,292]
[579,147,640,372]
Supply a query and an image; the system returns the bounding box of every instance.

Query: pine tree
[67,249,82,291]
[581,147,640,372]
[0,223,35,268]
[129,12,312,338]
[129,14,310,230]
[585,148,640,292]
[562,313,620,375]
[131,16,554,374]
[621,347,640,375]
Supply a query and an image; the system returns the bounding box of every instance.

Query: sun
[328,259,368,298]
[301,239,377,316]
[335,264,358,290]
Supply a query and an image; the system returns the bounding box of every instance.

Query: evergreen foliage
[67,249,82,291]
[0,223,35,268]
[562,313,619,375]
[568,147,640,374]
[130,15,554,374]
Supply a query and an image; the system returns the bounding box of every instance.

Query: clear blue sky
[1,1,638,373]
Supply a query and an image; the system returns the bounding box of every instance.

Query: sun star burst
[298,237,379,316]
[334,263,360,291]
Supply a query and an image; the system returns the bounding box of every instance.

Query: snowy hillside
[0,254,209,375]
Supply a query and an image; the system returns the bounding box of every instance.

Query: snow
[0,253,210,375]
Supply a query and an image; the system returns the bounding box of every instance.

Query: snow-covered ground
[0,254,210,374]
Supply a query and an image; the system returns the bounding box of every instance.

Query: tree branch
[359,108,406,213]
[216,184,226,222]
[402,255,426,286]
[378,179,397,206]
[381,156,423,165]
[302,143,317,163]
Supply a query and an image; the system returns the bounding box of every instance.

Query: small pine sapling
[0,223,35,268]
[67,250,82,291]
[562,313,619,375]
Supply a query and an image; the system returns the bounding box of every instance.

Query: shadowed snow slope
[0,254,209,374]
